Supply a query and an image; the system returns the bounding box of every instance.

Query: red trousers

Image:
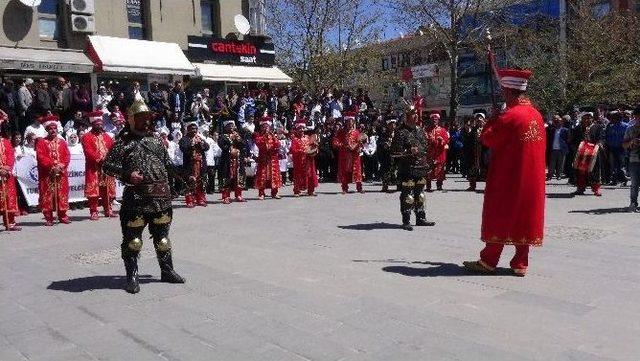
[222,187,243,200]
[258,188,279,197]
[294,183,316,195]
[576,172,600,194]
[88,186,112,214]
[185,189,207,205]
[479,243,529,271]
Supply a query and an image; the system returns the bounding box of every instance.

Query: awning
[194,63,293,83]
[87,35,195,75]
[0,46,93,73]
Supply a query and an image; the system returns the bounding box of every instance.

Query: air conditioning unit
[71,14,96,33]
[70,0,95,15]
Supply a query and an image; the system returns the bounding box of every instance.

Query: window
[126,0,147,40]
[38,0,59,40]
[201,0,220,36]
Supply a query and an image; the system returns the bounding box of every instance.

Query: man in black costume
[103,99,185,294]
[390,106,436,231]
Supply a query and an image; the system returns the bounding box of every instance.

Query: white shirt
[204,137,221,167]
[168,141,183,165]
[24,124,47,139]
[363,135,377,156]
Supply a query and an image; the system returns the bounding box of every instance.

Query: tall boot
[43,211,54,226]
[436,180,443,191]
[235,187,245,202]
[467,180,476,191]
[157,251,186,284]
[356,182,364,193]
[123,254,140,294]
[88,197,99,220]
[592,183,602,197]
[402,212,413,231]
[185,194,195,208]
[415,209,436,226]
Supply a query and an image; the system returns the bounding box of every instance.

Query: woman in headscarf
[66,129,84,155]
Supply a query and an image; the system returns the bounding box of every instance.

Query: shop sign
[187,36,275,66]
[0,59,92,73]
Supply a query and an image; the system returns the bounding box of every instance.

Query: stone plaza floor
[0,176,637,360]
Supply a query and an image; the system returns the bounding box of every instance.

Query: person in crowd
[0,115,21,231]
[362,124,378,182]
[546,114,570,180]
[66,130,84,155]
[102,98,185,294]
[622,107,640,212]
[463,113,487,191]
[203,129,221,194]
[167,129,183,197]
[605,111,629,186]
[72,83,92,113]
[464,68,546,277]
[169,81,186,124]
[390,105,434,231]
[180,120,210,208]
[218,120,248,204]
[50,77,66,115]
[278,127,291,185]
[290,120,319,196]
[447,122,463,174]
[63,110,86,135]
[11,132,31,216]
[572,112,605,196]
[317,123,334,182]
[147,82,169,128]
[18,78,34,134]
[81,110,117,220]
[254,117,282,200]
[333,112,364,194]
[378,117,397,192]
[190,93,210,124]
[425,112,450,191]
[95,85,112,113]
[25,114,47,140]
[36,114,71,226]
[33,80,53,116]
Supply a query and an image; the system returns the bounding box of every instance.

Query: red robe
[0,139,18,214]
[426,125,450,181]
[480,98,546,246]
[81,131,116,198]
[333,129,363,184]
[36,137,71,212]
[291,135,319,192]
[254,133,282,190]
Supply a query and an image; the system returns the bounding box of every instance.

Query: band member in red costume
[333,111,364,194]
[425,112,450,191]
[36,114,71,226]
[254,117,282,200]
[81,110,117,220]
[0,113,21,231]
[219,120,247,204]
[290,120,319,197]
[464,68,546,277]
[179,120,210,207]
[412,87,425,122]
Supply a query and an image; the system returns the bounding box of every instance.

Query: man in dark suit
[169,81,186,124]
[547,114,570,180]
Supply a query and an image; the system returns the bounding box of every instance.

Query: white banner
[15,154,124,207]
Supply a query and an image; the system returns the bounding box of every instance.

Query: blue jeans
[629,162,640,204]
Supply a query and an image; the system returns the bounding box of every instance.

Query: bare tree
[266,0,383,92]
[392,0,517,120]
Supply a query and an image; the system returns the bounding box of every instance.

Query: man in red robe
[425,112,450,191]
[254,117,282,200]
[179,120,210,207]
[36,114,71,226]
[464,68,546,277]
[81,110,117,220]
[291,120,319,197]
[0,114,21,231]
[333,112,364,194]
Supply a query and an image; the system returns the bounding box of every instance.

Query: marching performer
[36,114,71,226]
[254,116,282,200]
[572,112,604,196]
[333,112,365,194]
[425,112,450,191]
[218,120,248,204]
[103,99,185,294]
[179,120,210,207]
[464,68,546,277]
[81,110,117,220]
[290,120,319,197]
[391,106,435,231]
[378,116,397,193]
[0,114,21,231]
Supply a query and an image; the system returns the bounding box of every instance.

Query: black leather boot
[402,212,413,231]
[157,251,186,284]
[123,255,140,294]
[415,211,436,227]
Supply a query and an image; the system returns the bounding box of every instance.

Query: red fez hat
[429,112,441,121]
[40,114,60,128]
[343,111,357,120]
[498,68,533,91]
[86,110,104,124]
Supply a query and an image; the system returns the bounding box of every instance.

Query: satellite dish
[18,0,41,6]
[234,14,251,35]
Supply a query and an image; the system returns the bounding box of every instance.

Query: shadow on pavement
[47,275,158,292]
[569,207,629,215]
[381,261,513,277]
[547,193,575,199]
[339,222,405,231]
